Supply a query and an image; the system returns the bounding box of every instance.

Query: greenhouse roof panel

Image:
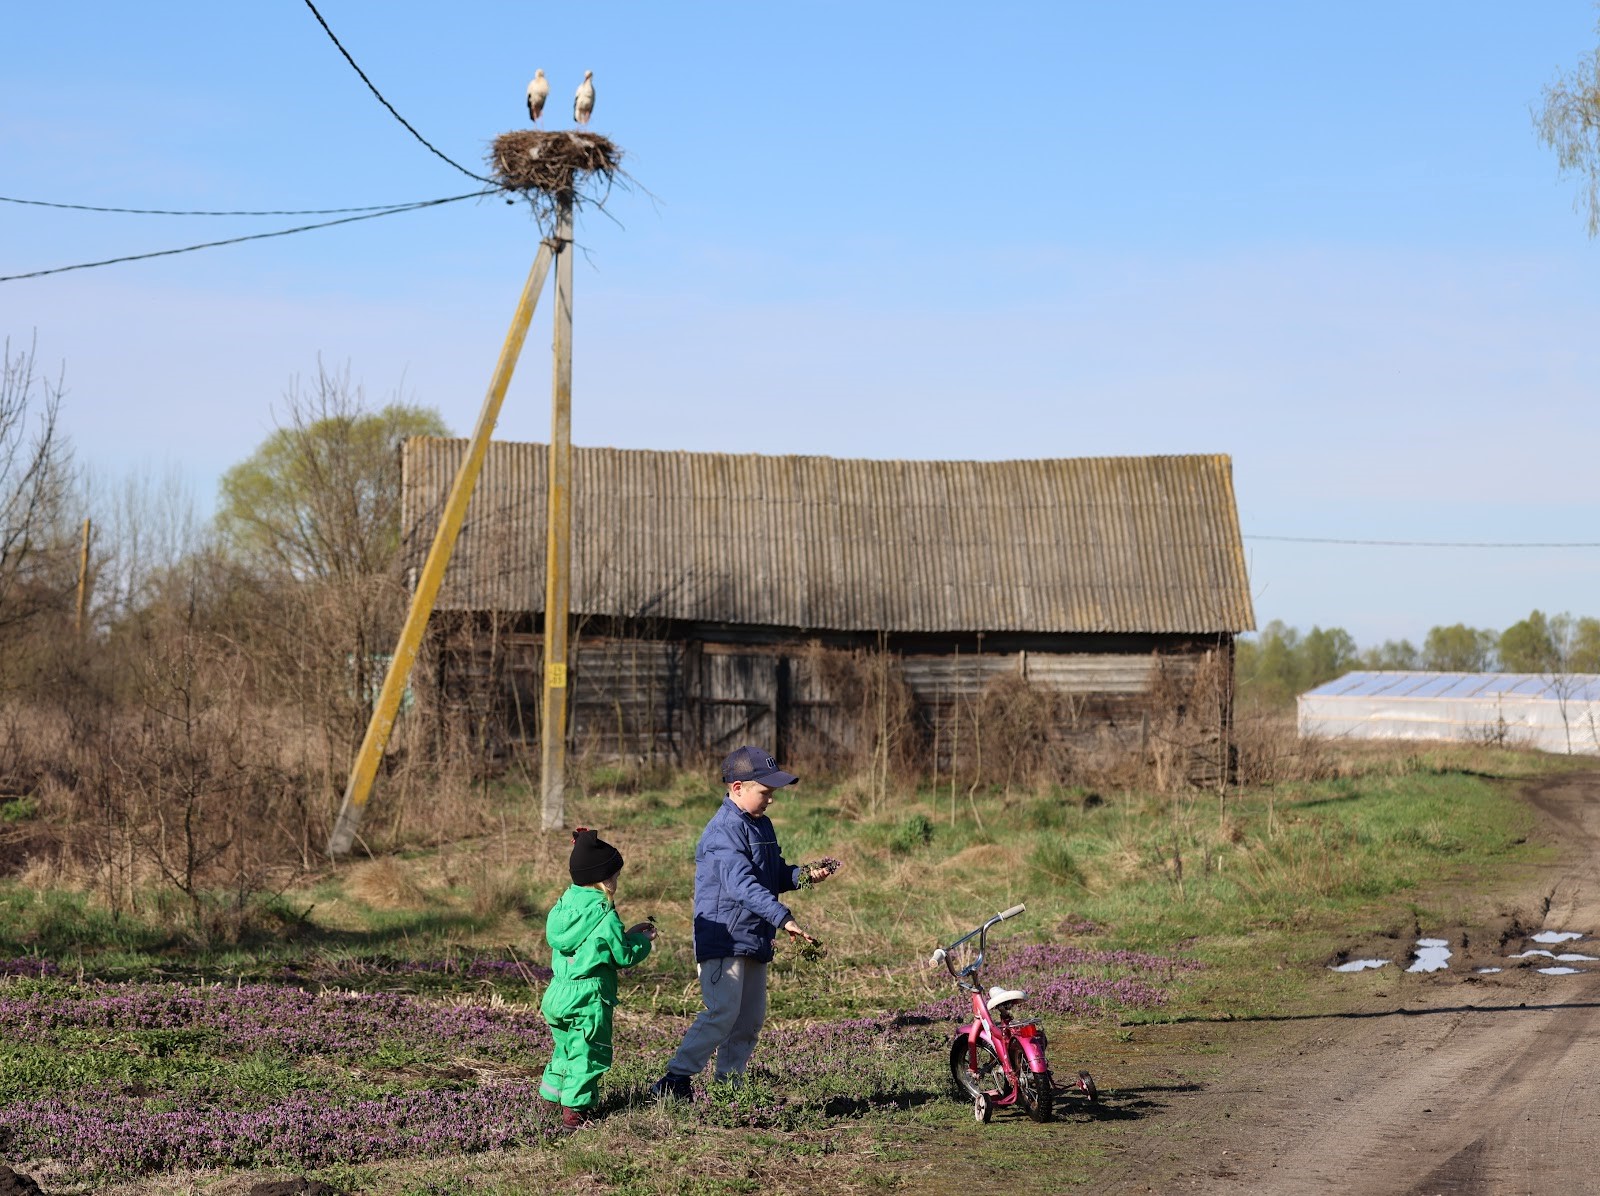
[1303,671,1600,702]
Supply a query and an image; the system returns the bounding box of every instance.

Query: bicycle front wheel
[949,1034,1013,1102]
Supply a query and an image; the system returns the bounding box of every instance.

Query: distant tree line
[1237,612,1600,708]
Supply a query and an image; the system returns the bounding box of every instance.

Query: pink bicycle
[932,903,1097,1123]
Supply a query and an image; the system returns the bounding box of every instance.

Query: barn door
[696,646,779,754]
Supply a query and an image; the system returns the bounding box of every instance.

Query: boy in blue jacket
[649,745,840,1100]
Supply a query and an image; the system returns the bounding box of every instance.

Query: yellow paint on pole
[328,241,556,857]
[541,196,575,832]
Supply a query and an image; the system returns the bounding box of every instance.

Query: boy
[649,745,840,1100]
[539,827,657,1131]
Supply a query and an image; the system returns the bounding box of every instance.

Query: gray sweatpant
[665,957,769,1081]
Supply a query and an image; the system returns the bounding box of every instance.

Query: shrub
[886,813,934,855]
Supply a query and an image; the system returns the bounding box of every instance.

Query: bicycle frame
[934,904,1047,1108]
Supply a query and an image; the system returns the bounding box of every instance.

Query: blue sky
[4,2,1599,645]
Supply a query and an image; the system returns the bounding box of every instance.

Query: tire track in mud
[1109,771,1600,1196]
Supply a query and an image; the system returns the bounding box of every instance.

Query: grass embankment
[0,745,1572,1194]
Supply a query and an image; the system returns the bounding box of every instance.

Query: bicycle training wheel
[949,1035,1013,1103]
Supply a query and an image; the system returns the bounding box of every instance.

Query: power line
[0,193,471,217]
[1246,534,1600,549]
[300,0,495,186]
[0,191,487,283]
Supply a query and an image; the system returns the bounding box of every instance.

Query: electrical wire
[0,193,473,217]
[0,191,488,283]
[1245,534,1600,549]
[300,0,495,186]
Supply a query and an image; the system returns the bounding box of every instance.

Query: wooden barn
[400,440,1255,778]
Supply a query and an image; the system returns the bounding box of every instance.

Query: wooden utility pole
[74,518,91,638]
[329,241,556,857]
[540,194,575,831]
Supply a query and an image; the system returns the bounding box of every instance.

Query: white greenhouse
[1298,672,1600,756]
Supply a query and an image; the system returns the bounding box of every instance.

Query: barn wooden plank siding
[402,440,1255,773]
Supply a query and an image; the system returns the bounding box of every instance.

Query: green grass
[0,741,1577,1193]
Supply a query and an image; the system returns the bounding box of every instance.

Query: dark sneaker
[649,1072,693,1101]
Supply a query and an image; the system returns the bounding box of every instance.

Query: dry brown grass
[344,856,431,909]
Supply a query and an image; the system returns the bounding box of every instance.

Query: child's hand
[782,919,819,945]
[805,857,843,885]
[626,921,658,941]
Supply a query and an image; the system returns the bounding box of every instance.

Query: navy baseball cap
[721,745,798,788]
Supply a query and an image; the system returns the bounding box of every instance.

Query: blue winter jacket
[691,796,803,963]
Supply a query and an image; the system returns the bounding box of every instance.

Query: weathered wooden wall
[420,619,1233,777]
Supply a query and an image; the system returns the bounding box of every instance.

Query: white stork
[573,71,595,124]
[526,70,549,123]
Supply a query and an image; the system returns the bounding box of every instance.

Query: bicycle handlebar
[932,904,1029,977]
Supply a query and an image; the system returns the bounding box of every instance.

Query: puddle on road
[1331,932,1595,977]
[1407,938,1452,973]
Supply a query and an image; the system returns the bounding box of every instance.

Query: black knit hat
[569,827,624,885]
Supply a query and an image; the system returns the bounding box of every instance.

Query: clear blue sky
[4,2,1599,646]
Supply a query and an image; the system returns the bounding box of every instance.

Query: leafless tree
[0,334,72,636]
[1536,22,1600,237]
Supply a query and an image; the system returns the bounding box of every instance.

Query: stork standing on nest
[574,71,595,124]
[526,69,549,122]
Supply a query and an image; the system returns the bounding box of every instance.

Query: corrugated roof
[401,440,1255,635]
[1303,671,1600,702]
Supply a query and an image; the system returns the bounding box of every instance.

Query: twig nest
[490,130,622,196]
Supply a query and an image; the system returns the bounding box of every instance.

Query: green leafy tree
[213,366,450,755]
[1236,620,1358,708]
[1361,638,1420,670]
[1302,626,1359,688]
[1569,616,1600,673]
[1537,18,1600,236]
[216,366,448,581]
[1499,610,1558,674]
[1422,624,1497,672]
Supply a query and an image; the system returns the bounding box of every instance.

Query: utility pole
[541,194,575,831]
[329,242,556,857]
[74,517,91,638]
[329,126,620,856]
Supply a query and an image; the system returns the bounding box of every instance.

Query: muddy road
[1101,771,1600,1195]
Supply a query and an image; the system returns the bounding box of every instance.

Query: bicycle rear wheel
[949,1035,1013,1103]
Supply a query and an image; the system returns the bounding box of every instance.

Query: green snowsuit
[538,884,653,1109]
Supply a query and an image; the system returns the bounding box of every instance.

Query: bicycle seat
[987,986,1026,1009]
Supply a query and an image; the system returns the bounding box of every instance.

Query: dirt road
[1103,771,1600,1195]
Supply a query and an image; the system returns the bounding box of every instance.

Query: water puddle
[1407,938,1452,973]
[1330,932,1595,977]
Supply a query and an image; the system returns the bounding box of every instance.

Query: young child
[649,745,841,1100]
[539,827,657,1132]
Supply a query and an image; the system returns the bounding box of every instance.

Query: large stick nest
[490,131,623,226]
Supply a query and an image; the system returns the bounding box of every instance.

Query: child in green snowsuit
[539,827,656,1131]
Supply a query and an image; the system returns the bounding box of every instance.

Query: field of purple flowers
[0,935,1196,1186]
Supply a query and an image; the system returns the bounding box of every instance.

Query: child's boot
[560,1106,591,1133]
